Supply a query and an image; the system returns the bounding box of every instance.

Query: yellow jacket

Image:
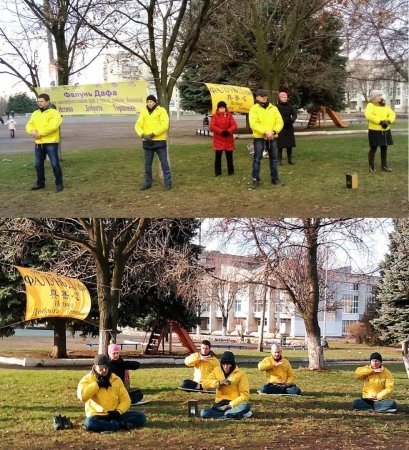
[135,105,169,141]
[77,371,131,417]
[249,103,284,138]
[364,102,396,131]
[355,365,394,401]
[184,352,219,383]
[258,356,296,384]
[26,107,62,144]
[202,365,250,408]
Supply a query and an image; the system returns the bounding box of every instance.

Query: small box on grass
[188,399,199,417]
[346,173,358,189]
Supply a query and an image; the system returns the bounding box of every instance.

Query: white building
[199,251,379,339]
[346,59,408,113]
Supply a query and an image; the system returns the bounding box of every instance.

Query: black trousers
[215,150,234,175]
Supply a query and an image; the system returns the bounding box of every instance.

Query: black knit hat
[220,351,235,364]
[255,89,268,97]
[217,101,227,109]
[94,354,109,366]
[369,352,382,362]
[146,95,157,103]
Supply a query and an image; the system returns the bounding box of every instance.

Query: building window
[201,302,209,313]
[234,298,242,313]
[395,99,401,106]
[365,294,375,309]
[365,284,376,293]
[253,297,263,313]
[257,318,267,326]
[343,294,359,314]
[342,320,358,335]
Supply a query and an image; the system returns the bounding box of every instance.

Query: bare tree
[207,218,382,370]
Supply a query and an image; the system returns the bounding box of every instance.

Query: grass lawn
[1,361,408,450]
[0,133,407,217]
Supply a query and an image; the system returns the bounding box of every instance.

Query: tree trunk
[305,329,324,370]
[257,278,268,352]
[402,339,409,379]
[50,318,67,358]
[222,316,228,337]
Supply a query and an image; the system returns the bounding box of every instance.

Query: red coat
[210,110,237,150]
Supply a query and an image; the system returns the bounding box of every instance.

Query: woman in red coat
[210,101,238,176]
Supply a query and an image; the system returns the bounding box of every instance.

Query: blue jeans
[34,143,63,187]
[259,383,301,395]
[200,402,251,419]
[143,143,172,187]
[352,398,397,412]
[251,138,279,181]
[84,410,147,432]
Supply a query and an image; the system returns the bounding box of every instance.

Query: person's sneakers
[119,421,134,430]
[62,416,73,429]
[242,411,253,418]
[55,185,63,192]
[53,414,64,430]
[384,408,397,413]
[382,166,392,172]
[257,390,268,395]
[164,184,172,190]
[140,185,151,191]
[369,167,376,173]
[272,179,282,185]
[30,185,45,191]
[250,179,259,190]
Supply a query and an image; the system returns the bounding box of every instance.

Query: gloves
[107,410,121,420]
[379,120,388,129]
[220,130,230,137]
[145,133,155,140]
[218,379,231,386]
[97,377,111,388]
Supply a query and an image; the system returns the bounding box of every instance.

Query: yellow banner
[16,266,91,321]
[35,80,148,116]
[205,83,254,114]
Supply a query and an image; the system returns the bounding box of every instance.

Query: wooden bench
[211,343,248,350]
[86,341,144,351]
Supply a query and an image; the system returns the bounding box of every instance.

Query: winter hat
[94,354,109,366]
[369,90,382,101]
[217,101,227,109]
[278,92,288,101]
[220,351,235,364]
[255,89,268,97]
[108,343,121,355]
[146,95,157,103]
[369,352,382,362]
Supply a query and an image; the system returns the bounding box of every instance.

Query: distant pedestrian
[276,92,297,165]
[249,89,284,190]
[210,101,238,176]
[5,117,17,138]
[25,93,63,192]
[364,90,396,173]
[135,95,172,191]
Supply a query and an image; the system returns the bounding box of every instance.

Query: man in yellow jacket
[77,354,147,432]
[200,351,252,419]
[364,89,396,172]
[25,93,63,192]
[180,339,219,391]
[135,94,172,190]
[352,352,397,413]
[249,89,284,190]
[257,343,301,395]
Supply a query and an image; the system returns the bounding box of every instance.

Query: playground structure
[144,320,198,355]
[306,106,348,128]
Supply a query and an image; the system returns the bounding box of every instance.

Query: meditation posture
[352,352,397,413]
[200,351,252,419]
[108,343,144,404]
[257,343,301,395]
[180,340,219,390]
[77,354,147,432]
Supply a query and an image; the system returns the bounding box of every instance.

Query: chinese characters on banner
[16,266,91,321]
[205,83,254,114]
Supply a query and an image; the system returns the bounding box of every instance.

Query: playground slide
[170,321,199,353]
[325,107,348,128]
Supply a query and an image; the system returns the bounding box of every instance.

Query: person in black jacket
[276,92,297,165]
[108,343,144,404]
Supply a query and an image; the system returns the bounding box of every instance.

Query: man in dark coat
[276,92,297,165]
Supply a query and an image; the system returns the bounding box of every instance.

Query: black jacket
[109,357,141,383]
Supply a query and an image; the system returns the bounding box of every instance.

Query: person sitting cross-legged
[180,339,219,391]
[257,343,301,395]
[352,352,397,413]
[77,354,147,432]
[200,351,252,419]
